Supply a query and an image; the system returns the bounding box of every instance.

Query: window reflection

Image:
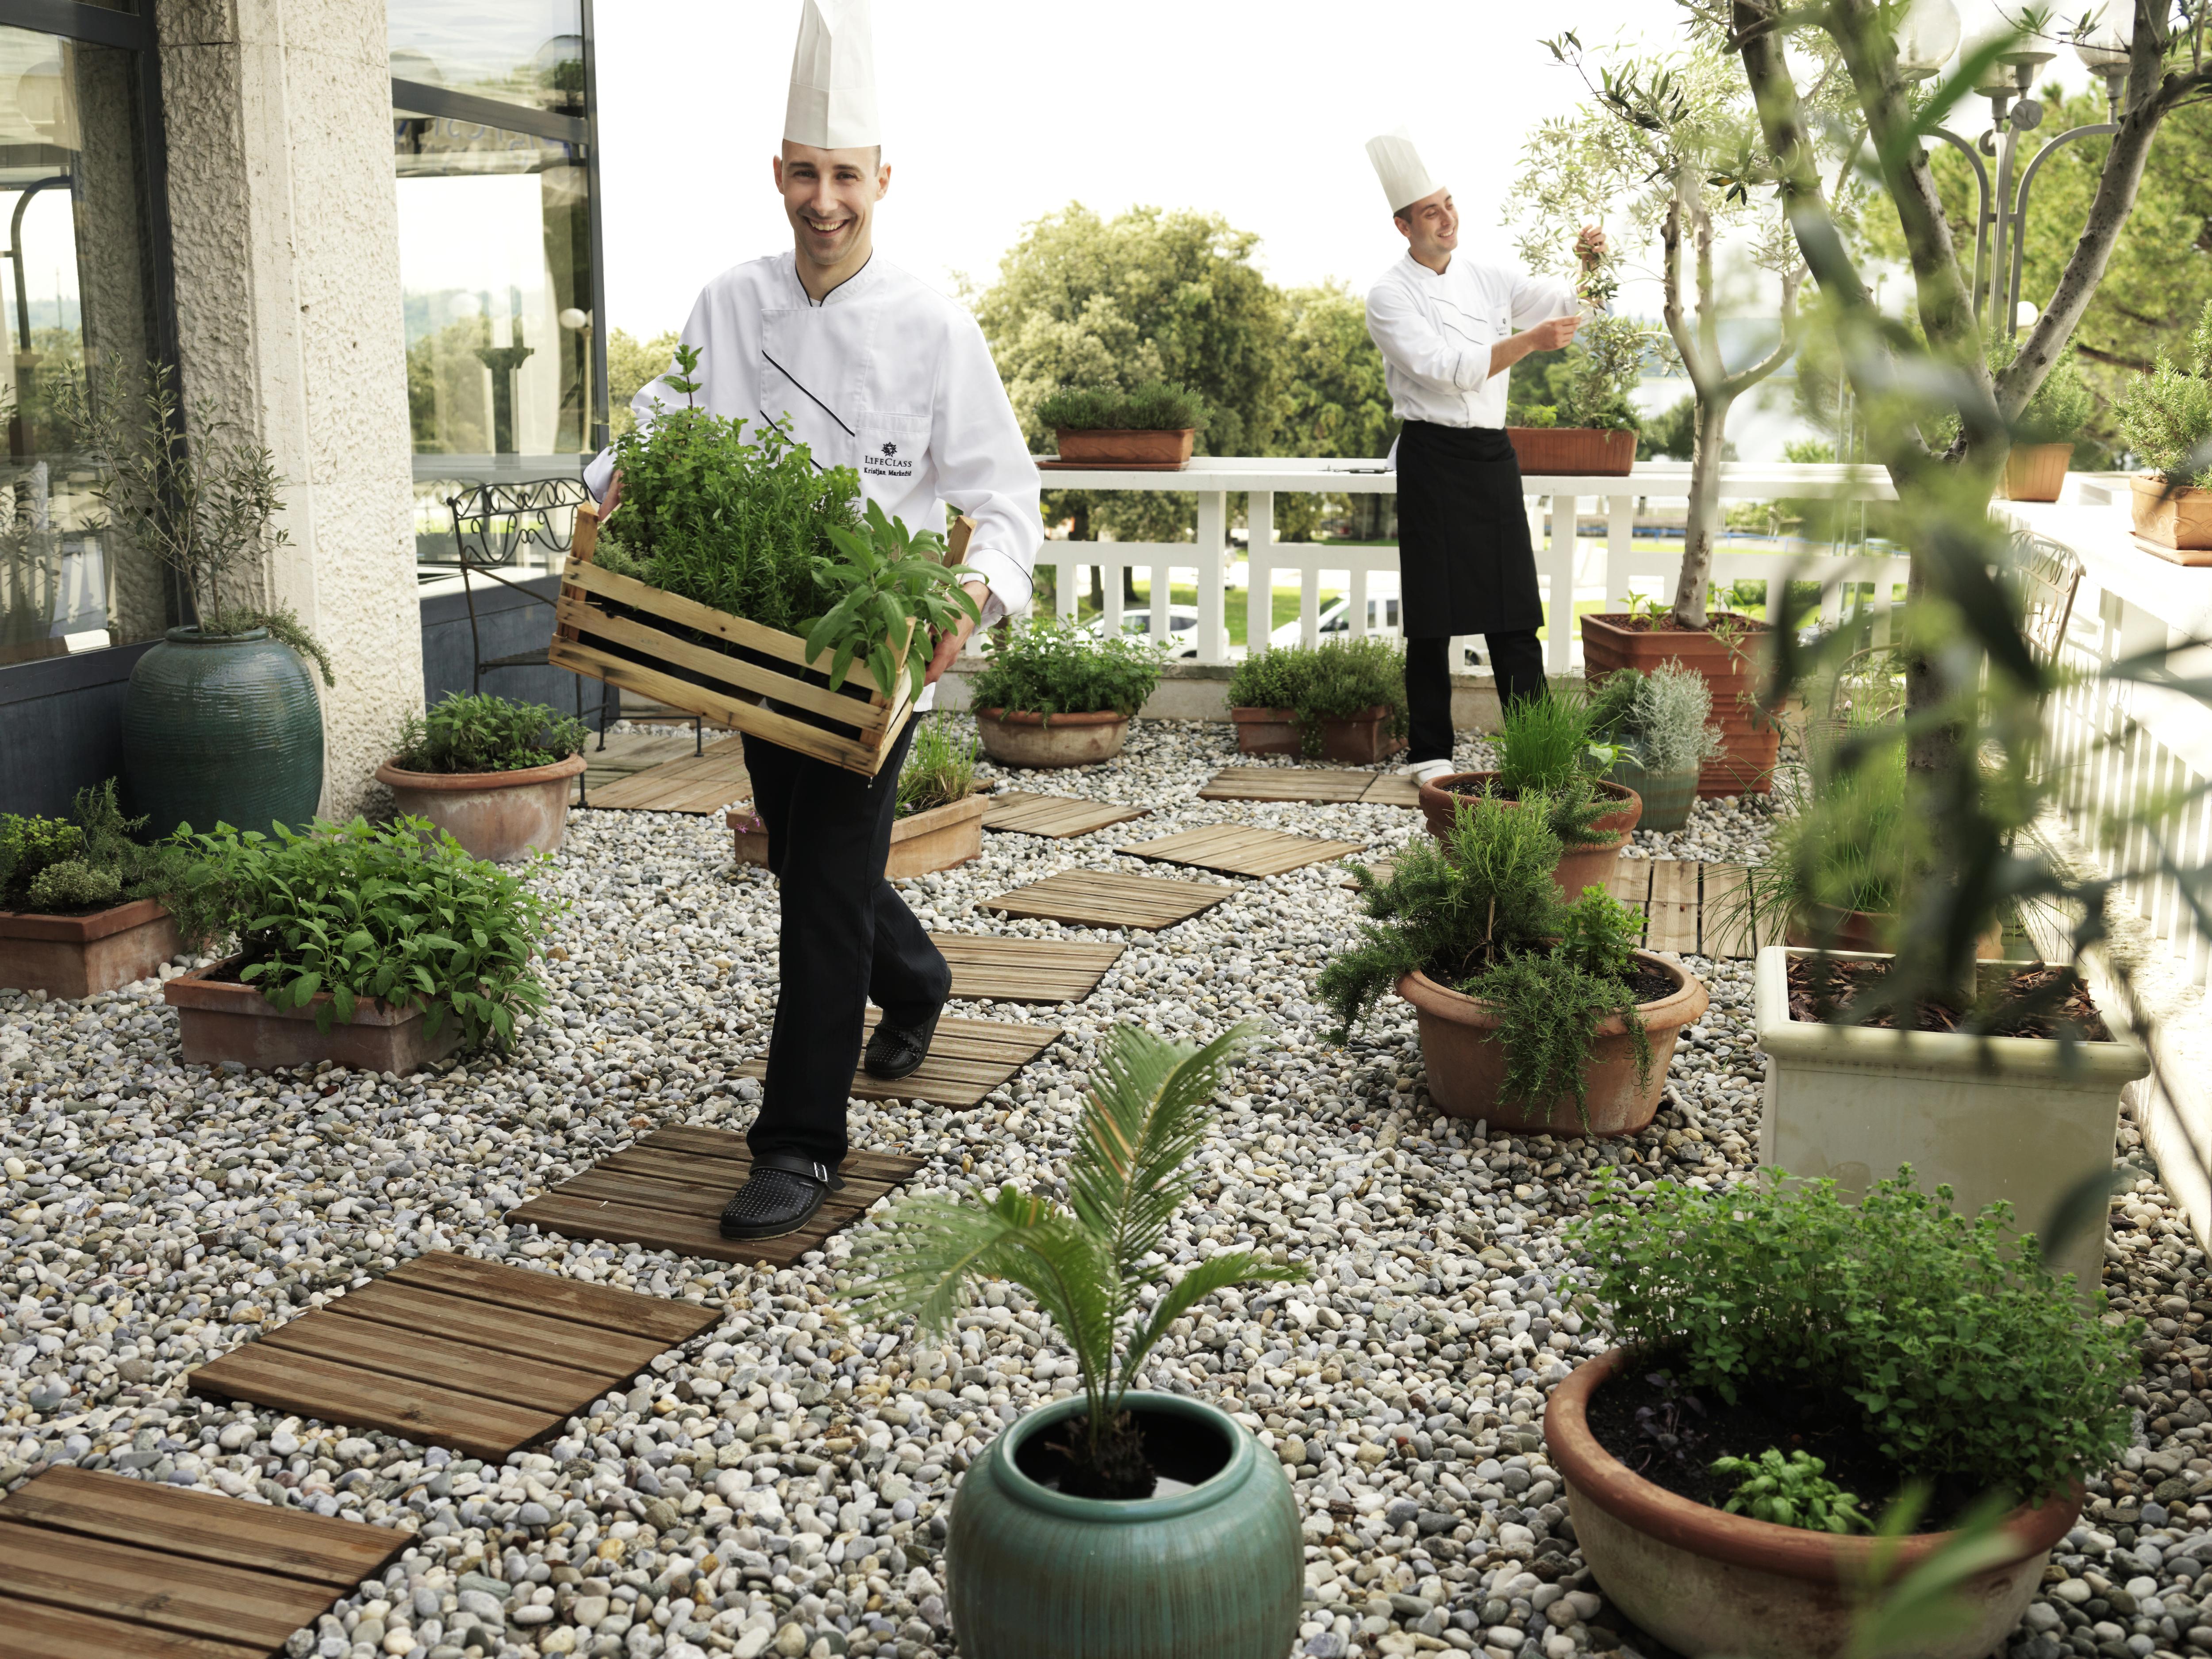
[388,1,584,116]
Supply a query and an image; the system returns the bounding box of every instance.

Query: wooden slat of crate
[731,1012,1060,1108]
[929,933,1123,1003]
[1197,768,1373,804]
[1700,862,1759,959]
[587,742,753,814]
[1645,860,1702,955]
[981,791,1152,837]
[1119,824,1366,879]
[507,1126,926,1269]
[984,869,1232,930]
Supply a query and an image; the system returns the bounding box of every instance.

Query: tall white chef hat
[784,0,880,150]
[1366,128,1439,214]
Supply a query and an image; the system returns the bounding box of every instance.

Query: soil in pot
[1786,954,2110,1038]
[1013,1405,1229,1501]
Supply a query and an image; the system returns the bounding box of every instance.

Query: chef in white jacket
[1361,130,1598,783]
[587,0,1041,1241]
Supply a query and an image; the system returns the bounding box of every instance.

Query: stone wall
[157,0,418,817]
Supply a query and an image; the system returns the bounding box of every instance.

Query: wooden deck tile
[1700,862,1760,959]
[0,1466,405,1659]
[981,791,1152,838]
[983,868,1232,930]
[1361,774,1423,806]
[1120,824,1366,879]
[508,1125,926,1268]
[730,1012,1060,1108]
[930,933,1123,1004]
[586,740,752,814]
[188,1252,717,1460]
[1195,768,1423,807]
[1645,859,1701,954]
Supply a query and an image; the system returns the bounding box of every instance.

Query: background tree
[1275,280,1395,541]
[605,327,680,438]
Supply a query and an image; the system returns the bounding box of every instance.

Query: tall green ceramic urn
[123,627,324,836]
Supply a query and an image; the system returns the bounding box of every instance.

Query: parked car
[1090,607,1199,658]
[1267,592,1403,650]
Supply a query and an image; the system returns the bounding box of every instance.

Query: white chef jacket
[1364,253,1577,431]
[584,250,1040,642]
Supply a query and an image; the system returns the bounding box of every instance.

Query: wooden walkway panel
[1700,862,1760,959]
[587,740,753,814]
[732,1012,1060,1108]
[1198,768,1421,807]
[1344,856,1761,960]
[190,1252,717,1460]
[0,1465,405,1659]
[1645,859,1701,954]
[982,791,1152,838]
[985,868,1232,930]
[510,1125,926,1267]
[1121,824,1365,879]
[931,933,1123,1004]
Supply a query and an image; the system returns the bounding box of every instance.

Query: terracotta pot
[0,899,182,999]
[163,960,464,1074]
[2001,441,2073,503]
[2130,474,2212,555]
[1506,426,1636,476]
[1417,771,1639,898]
[1051,428,1197,469]
[975,707,1129,769]
[374,753,585,863]
[1396,953,1705,1135]
[727,791,987,878]
[1581,613,1779,796]
[1546,1346,2079,1659]
[1230,705,1404,764]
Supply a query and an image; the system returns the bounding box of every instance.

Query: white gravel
[0,717,2194,1659]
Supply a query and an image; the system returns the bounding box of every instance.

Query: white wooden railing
[1012,457,1912,673]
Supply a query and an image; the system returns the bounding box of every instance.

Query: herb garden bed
[163,960,465,1074]
[0,899,181,999]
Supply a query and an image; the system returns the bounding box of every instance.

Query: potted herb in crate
[1037,381,1208,471]
[967,614,1164,768]
[845,1020,1305,1659]
[0,783,195,998]
[554,345,980,776]
[1587,661,1723,834]
[1322,793,1705,1133]
[375,692,589,864]
[160,816,555,1073]
[729,714,987,877]
[1225,636,1408,763]
[2116,299,2212,558]
[1547,1173,2135,1659]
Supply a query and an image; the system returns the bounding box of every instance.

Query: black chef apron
[1395,420,1541,638]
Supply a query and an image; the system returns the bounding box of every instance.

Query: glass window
[388,1,584,116]
[0,24,160,662]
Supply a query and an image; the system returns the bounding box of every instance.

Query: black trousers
[1405,633,1547,764]
[741,716,949,1167]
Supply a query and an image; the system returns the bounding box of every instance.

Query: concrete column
[157,0,418,817]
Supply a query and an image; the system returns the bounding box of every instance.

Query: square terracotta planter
[2130,474,2212,561]
[1506,426,1636,476]
[1047,427,1196,469]
[0,899,182,998]
[1230,706,1404,764]
[727,791,988,879]
[163,960,464,1073]
[1580,612,1778,796]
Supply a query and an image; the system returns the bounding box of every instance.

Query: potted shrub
[0,783,193,998]
[561,345,980,776]
[1583,603,1778,797]
[1322,793,1705,1134]
[1224,635,1408,763]
[159,816,555,1073]
[1999,341,2095,503]
[729,715,988,876]
[1037,381,1208,470]
[70,357,337,837]
[968,614,1164,768]
[2115,298,2212,556]
[1505,310,1652,477]
[1548,1173,2137,1659]
[1417,685,1639,897]
[374,692,589,863]
[845,1020,1305,1659]
[1588,661,1723,834]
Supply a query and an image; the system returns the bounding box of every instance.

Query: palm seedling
[844,1020,1305,1499]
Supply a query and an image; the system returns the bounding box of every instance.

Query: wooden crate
[551,505,969,777]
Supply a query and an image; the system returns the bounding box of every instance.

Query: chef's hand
[1575,225,1608,265]
[1527,314,1582,352]
[925,581,992,687]
[600,470,624,518]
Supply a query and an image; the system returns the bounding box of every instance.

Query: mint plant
[394,692,589,774]
[1713,1449,1869,1534]
[806,499,980,702]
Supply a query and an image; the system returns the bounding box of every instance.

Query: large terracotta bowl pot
[975,707,1130,768]
[1417,772,1640,900]
[1545,1347,2079,1659]
[376,753,586,863]
[1396,952,1705,1136]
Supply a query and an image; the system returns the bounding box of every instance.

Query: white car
[1089,607,1199,658]
[1267,592,1404,650]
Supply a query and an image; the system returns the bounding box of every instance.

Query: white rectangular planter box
[1754,946,2148,1293]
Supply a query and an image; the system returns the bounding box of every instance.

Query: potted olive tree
[1037,381,1208,470]
[1322,793,1706,1134]
[376,692,590,863]
[968,615,1164,768]
[0,783,194,997]
[845,1020,1305,1659]
[1548,1173,2136,1659]
[1224,635,1407,763]
[1586,662,1722,834]
[2116,299,2212,556]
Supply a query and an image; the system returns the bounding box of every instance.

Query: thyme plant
[1225,636,1409,755]
[1037,381,1208,432]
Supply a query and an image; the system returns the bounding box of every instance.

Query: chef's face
[774,143,891,270]
[1394,187,1459,261]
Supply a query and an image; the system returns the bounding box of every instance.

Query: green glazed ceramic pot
[1609,753,1699,834]
[124,627,324,837]
[945,1391,1302,1659]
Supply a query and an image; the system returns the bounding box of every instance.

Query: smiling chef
[584,0,1041,1244]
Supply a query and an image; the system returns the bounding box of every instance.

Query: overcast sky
[593,0,2104,337]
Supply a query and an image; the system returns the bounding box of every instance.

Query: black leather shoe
[719,1152,834,1240]
[864,1007,942,1080]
